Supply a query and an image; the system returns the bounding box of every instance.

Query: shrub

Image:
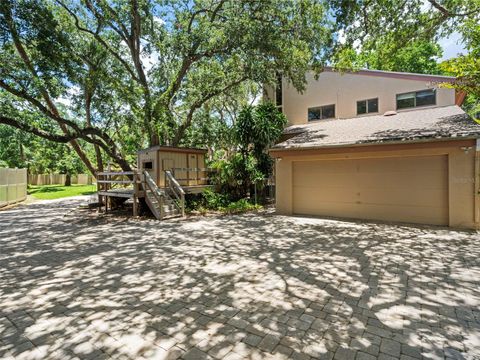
[222,199,262,214]
[185,189,262,215]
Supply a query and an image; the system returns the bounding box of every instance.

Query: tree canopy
[330,0,479,73]
[0,0,331,173]
[1,0,479,175]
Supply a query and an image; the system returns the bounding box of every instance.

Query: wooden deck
[96,168,215,218]
[97,188,145,198]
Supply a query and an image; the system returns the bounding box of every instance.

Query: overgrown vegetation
[184,102,285,213]
[186,189,262,215]
[0,0,329,174]
[209,102,286,200]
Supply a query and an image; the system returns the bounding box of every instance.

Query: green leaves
[329,0,479,74]
[209,102,286,199]
[236,102,287,156]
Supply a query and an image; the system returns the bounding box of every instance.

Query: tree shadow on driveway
[0,197,479,359]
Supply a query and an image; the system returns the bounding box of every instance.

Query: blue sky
[439,32,466,60]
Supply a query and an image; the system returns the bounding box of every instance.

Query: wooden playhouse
[97,146,213,219]
[137,146,209,192]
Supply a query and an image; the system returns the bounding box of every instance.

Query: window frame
[275,73,283,112]
[356,97,379,115]
[396,89,436,110]
[307,104,336,121]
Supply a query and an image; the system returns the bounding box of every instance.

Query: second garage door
[292,155,449,225]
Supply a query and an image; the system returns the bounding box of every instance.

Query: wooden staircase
[143,170,185,220]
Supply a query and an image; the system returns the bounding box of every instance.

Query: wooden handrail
[165,170,185,217]
[97,171,138,176]
[97,180,141,184]
[143,170,165,219]
[171,168,216,172]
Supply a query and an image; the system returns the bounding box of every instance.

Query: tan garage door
[292,155,448,225]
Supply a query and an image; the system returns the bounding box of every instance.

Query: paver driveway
[1,197,480,360]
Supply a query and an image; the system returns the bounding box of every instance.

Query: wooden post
[97,173,102,213]
[160,193,165,220]
[133,172,138,217]
[181,192,185,217]
[133,196,138,217]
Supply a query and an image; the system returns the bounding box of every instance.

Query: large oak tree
[0,0,331,173]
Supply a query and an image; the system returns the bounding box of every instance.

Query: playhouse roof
[137,146,208,154]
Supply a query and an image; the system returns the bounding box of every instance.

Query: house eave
[269,136,479,157]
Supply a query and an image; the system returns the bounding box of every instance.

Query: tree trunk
[85,88,103,175]
[65,173,71,186]
[5,6,97,176]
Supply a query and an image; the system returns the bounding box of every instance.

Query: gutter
[269,135,479,156]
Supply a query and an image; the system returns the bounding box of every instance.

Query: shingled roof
[272,105,480,151]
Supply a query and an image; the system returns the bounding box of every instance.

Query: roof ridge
[321,66,456,82]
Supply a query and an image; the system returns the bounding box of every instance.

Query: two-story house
[267,68,480,229]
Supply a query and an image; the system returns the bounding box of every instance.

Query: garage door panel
[293,202,447,225]
[357,172,446,189]
[295,188,447,208]
[294,187,357,204]
[292,155,448,225]
[357,188,447,206]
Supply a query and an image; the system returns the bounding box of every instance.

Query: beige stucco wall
[273,140,479,229]
[267,71,456,126]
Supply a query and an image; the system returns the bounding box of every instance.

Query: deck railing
[143,170,165,219]
[165,170,185,217]
[96,171,140,193]
[170,167,216,187]
[96,171,141,214]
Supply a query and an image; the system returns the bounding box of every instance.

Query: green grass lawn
[28,184,96,200]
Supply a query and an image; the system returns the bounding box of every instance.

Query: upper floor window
[308,104,335,121]
[275,74,282,109]
[357,98,379,115]
[396,89,436,110]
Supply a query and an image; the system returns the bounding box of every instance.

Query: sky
[439,32,466,61]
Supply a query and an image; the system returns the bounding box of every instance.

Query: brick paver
[1,197,480,359]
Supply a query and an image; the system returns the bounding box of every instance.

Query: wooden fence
[0,168,27,208]
[28,173,93,186]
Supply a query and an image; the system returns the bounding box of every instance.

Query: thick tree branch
[0,80,85,133]
[84,0,130,43]
[56,0,140,83]
[154,0,228,113]
[172,76,248,146]
[0,116,78,143]
[427,0,480,17]
[3,1,96,174]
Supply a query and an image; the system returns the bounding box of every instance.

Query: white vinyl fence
[0,168,27,208]
[28,173,93,185]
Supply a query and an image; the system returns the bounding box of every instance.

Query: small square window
[321,104,335,119]
[357,98,378,115]
[143,161,153,169]
[367,98,378,113]
[308,107,321,121]
[397,92,416,109]
[416,89,436,107]
[357,100,367,115]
